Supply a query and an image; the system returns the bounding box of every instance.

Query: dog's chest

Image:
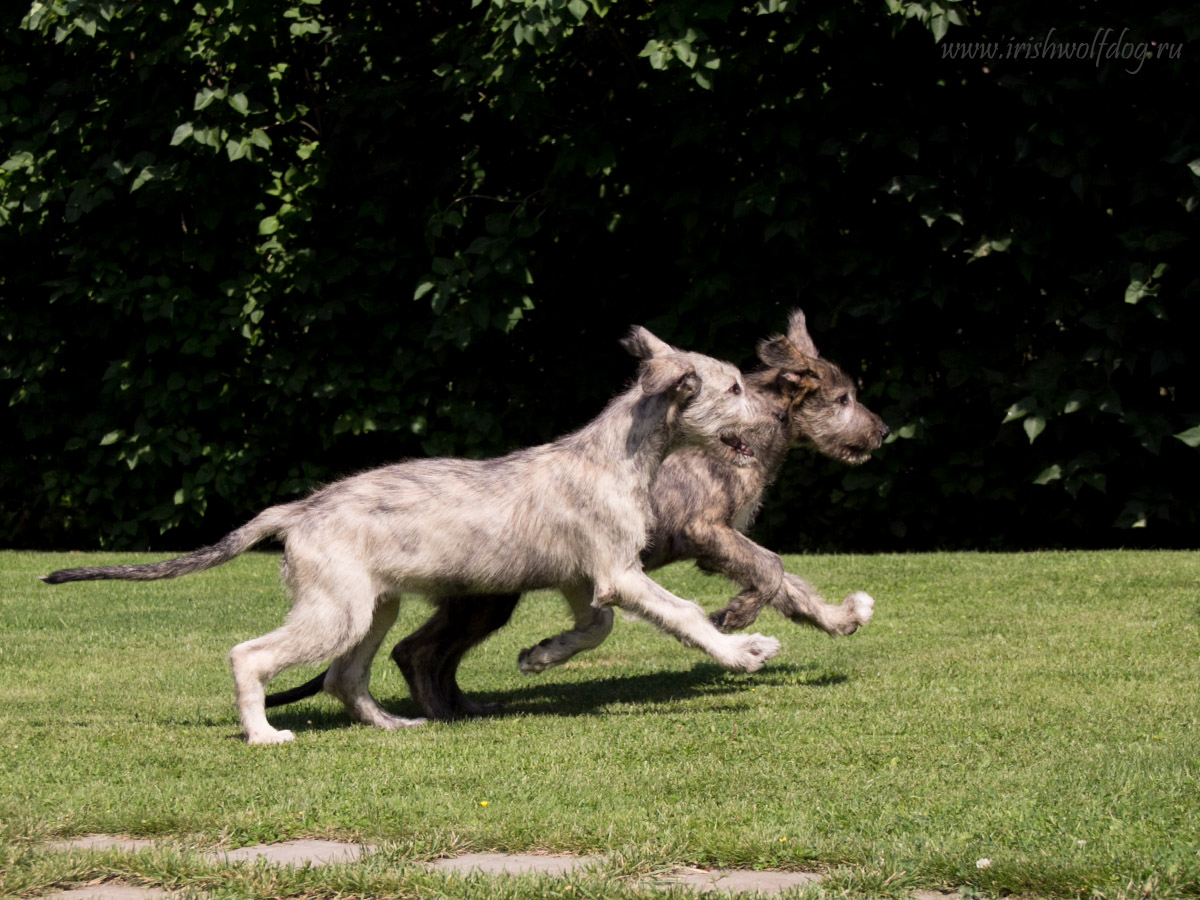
[729,467,765,534]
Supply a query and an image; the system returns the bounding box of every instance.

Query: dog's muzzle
[721,433,755,460]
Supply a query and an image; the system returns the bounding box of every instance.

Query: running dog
[44,329,782,744]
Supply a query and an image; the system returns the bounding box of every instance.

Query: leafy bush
[1,0,1197,550]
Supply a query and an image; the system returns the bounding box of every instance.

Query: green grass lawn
[1,550,1197,899]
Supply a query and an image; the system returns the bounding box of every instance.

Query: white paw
[846,591,875,625]
[247,728,295,745]
[730,633,780,673]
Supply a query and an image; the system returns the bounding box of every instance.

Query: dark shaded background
[1,0,1197,551]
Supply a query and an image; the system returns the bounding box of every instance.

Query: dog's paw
[455,696,503,718]
[518,641,557,674]
[710,605,758,633]
[372,712,427,731]
[246,727,295,746]
[844,590,875,628]
[820,591,875,636]
[726,633,780,673]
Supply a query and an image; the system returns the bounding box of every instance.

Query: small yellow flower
[479,801,489,807]
[779,837,788,843]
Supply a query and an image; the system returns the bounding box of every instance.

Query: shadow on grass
[262,661,848,735]
[491,662,849,717]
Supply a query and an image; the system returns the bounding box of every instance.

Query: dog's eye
[838,394,850,406]
[728,382,742,395]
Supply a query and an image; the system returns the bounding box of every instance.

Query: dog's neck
[743,369,794,487]
[561,384,675,498]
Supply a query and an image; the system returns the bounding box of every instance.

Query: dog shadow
[264,662,849,735]
[481,661,848,718]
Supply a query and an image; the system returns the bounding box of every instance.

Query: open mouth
[721,434,755,459]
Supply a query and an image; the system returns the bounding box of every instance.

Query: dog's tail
[265,670,328,708]
[41,504,299,585]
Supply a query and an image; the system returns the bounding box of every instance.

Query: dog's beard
[840,446,874,465]
[797,435,877,465]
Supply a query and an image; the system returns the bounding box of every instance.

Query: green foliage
[1,0,1198,549]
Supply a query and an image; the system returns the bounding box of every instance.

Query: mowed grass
[0,550,1197,899]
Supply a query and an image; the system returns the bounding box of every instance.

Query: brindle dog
[265,311,887,722]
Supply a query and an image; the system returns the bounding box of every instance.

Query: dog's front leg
[693,526,874,636]
[609,569,780,672]
[773,574,875,636]
[688,524,787,632]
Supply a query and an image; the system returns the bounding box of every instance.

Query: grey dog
[268,310,887,721]
[43,328,783,744]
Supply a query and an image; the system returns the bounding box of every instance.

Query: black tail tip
[41,572,68,584]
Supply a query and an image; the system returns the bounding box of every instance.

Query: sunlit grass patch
[1,550,1197,899]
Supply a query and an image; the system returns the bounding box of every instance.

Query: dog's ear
[757,310,821,370]
[785,308,820,358]
[671,370,701,403]
[622,326,677,360]
[757,334,813,371]
[639,357,699,402]
[757,309,820,369]
[777,368,820,402]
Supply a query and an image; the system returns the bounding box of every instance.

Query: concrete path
[215,838,373,866]
[655,868,824,893]
[428,851,599,877]
[40,836,955,898]
[47,889,173,900]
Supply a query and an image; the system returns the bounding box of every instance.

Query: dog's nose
[879,422,891,440]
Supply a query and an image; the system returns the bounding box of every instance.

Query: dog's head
[623,326,773,467]
[751,310,889,466]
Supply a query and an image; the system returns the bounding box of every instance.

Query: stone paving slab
[39,836,953,899]
[429,851,599,876]
[655,868,823,894]
[215,838,374,866]
[45,887,173,900]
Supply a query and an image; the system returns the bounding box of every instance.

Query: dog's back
[288,446,646,596]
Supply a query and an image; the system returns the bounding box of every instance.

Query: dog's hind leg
[438,594,520,716]
[768,574,874,636]
[517,580,614,674]
[392,594,519,720]
[325,593,426,731]
[228,562,408,744]
[392,601,459,721]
